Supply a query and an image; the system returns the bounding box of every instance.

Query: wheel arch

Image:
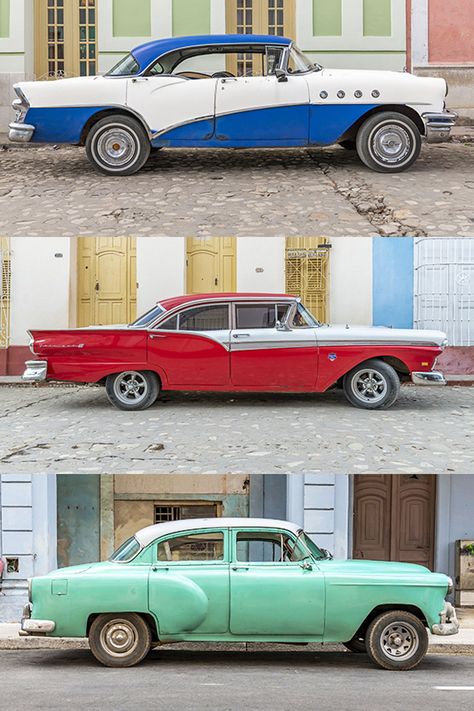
[339,104,426,143]
[98,368,165,388]
[86,611,159,642]
[336,355,410,388]
[354,604,429,639]
[79,108,152,146]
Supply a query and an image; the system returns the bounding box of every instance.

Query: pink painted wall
[428,0,474,63]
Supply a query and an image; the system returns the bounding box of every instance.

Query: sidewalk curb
[0,638,473,655]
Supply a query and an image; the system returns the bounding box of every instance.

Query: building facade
[410,0,474,121]
[2,471,472,621]
[1,236,473,377]
[0,0,408,128]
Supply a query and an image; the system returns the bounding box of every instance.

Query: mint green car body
[25,518,453,647]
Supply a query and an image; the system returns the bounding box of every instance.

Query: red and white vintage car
[23,293,447,411]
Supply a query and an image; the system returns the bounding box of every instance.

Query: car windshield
[299,532,328,560]
[287,44,322,74]
[110,536,141,562]
[106,53,140,77]
[130,305,165,328]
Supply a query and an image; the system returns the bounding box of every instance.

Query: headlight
[28,578,33,602]
[447,577,454,595]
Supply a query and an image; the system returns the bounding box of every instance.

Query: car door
[214,73,310,145]
[126,76,218,142]
[229,528,325,637]
[148,528,230,636]
[147,302,231,387]
[230,302,318,388]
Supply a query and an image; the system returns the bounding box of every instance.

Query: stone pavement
[0,383,473,474]
[0,139,473,237]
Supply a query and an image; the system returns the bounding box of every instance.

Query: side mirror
[300,560,313,571]
[276,319,291,332]
[275,68,288,83]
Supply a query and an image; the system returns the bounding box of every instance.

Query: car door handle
[132,77,149,83]
[231,566,249,571]
[232,333,250,339]
[221,77,238,83]
[149,334,167,339]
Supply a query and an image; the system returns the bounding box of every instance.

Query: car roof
[159,293,297,311]
[135,518,302,547]
[132,34,291,73]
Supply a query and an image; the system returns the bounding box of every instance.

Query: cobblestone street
[1,138,473,237]
[0,384,472,474]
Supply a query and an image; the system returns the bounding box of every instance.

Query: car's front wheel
[356,111,422,172]
[342,359,400,410]
[86,115,151,176]
[89,613,152,667]
[105,370,160,410]
[366,610,428,671]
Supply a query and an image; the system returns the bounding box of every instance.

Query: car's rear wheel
[342,359,400,410]
[105,370,160,411]
[89,613,152,667]
[366,610,428,671]
[356,112,421,173]
[343,635,367,653]
[86,115,151,176]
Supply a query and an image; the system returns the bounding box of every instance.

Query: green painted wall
[57,475,100,568]
[113,0,151,38]
[363,0,392,37]
[0,0,10,39]
[313,0,342,37]
[172,0,211,36]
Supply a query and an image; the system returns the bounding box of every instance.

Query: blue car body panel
[26,106,112,144]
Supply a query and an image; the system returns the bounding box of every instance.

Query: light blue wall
[372,237,414,328]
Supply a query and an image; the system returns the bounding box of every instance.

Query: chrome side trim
[8,122,35,143]
[231,340,316,352]
[411,371,446,386]
[151,113,214,139]
[432,601,459,636]
[317,340,443,348]
[22,360,48,382]
[422,111,457,143]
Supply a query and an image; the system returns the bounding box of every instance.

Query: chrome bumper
[19,604,55,636]
[8,121,35,143]
[411,371,446,386]
[431,601,460,636]
[422,111,457,143]
[22,360,48,382]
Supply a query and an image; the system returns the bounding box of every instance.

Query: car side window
[235,531,305,563]
[235,304,278,329]
[157,532,225,562]
[179,304,229,331]
[156,314,178,330]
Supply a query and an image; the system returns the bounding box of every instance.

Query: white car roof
[135,518,302,547]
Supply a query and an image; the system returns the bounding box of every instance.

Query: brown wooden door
[353,475,436,569]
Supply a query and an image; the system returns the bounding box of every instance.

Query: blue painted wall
[372,237,414,328]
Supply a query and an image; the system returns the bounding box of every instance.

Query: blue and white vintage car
[9,34,456,176]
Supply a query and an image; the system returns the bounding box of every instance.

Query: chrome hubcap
[381,622,419,660]
[96,127,138,167]
[100,620,139,657]
[371,123,413,165]
[114,371,148,404]
[351,369,388,403]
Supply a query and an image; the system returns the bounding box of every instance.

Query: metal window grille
[79,0,97,76]
[0,238,11,351]
[154,503,218,524]
[268,0,285,35]
[414,238,474,346]
[285,238,330,323]
[47,0,66,78]
[236,0,254,76]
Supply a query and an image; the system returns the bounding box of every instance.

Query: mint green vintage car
[21,518,459,669]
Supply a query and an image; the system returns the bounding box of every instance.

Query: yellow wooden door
[186,238,236,294]
[285,237,330,323]
[77,237,136,327]
[35,0,97,80]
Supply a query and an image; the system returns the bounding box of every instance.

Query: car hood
[316,324,447,347]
